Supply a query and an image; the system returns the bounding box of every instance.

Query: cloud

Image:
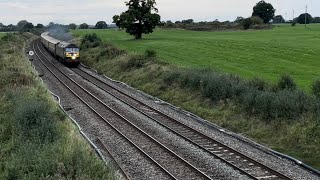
[0,0,319,25]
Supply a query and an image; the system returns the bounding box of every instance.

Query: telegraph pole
[293,10,295,22]
[305,4,308,28]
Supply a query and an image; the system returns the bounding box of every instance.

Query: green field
[0,32,5,38]
[73,24,320,90]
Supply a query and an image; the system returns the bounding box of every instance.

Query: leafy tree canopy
[36,23,44,28]
[68,23,77,30]
[234,16,244,23]
[273,15,285,23]
[182,19,194,24]
[297,13,313,24]
[252,1,275,23]
[17,20,29,29]
[95,21,108,29]
[113,0,161,39]
[313,17,320,23]
[79,23,89,29]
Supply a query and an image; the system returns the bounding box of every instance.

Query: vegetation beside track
[73,24,320,91]
[0,33,116,179]
[77,32,320,169]
[0,32,5,39]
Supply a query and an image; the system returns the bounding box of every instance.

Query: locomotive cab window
[65,48,79,52]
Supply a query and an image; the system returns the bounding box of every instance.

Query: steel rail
[34,39,212,180]
[72,62,293,180]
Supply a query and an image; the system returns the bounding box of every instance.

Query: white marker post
[29,51,34,56]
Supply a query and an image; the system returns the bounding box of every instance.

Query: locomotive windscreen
[65,48,79,52]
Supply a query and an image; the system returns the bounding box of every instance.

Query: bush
[162,68,315,120]
[145,49,157,58]
[121,54,147,70]
[312,80,320,97]
[277,74,297,91]
[105,44,126,59]
[242,18,253,30]
[251,16,264,25]
[248,77,267,91]
[291,22,296,26]
[81,33,102,48]
[13,97,60,144]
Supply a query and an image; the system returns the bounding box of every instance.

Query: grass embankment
[0,33,116,179]
[76,32,320,169]
[73,24,320,91]
[0,33,6,39]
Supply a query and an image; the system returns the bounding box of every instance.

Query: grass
[0,33,117,179]
[77,32,320,170]
[0,32,5,39]
[73,24,320,91]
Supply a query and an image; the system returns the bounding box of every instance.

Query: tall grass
[163,69,320,120]
[0,33,116,179]
[77,36,320,168]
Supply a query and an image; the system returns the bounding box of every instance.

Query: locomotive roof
[41,32,60,44]
[57,41,78,48]
[41,32,79,48]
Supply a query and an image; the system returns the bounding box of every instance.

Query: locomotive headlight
[72,56,76,60]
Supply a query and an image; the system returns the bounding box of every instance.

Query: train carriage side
[40,32,59,56]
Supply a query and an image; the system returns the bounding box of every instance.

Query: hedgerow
[163,69,320,120]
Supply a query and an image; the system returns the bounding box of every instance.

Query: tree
[17,20,29,29]
[79,23,89,29]
[297,13,313,24]
[242,18,253,29]
[36,23,44,28]
[68,23,77,29]
[113,0,161,39]
[252,1,275,23]
[22,22,34,32]
[234,16,244,23]
[273,15,285,24]
[182,19,194,24]
[313,17,320,23]
[95,21,108,29]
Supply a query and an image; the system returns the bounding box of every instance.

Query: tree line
[0,20,113,32]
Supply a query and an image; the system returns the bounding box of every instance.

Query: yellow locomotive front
[65,47,80,62]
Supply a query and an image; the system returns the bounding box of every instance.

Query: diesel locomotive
[41,32,80,66]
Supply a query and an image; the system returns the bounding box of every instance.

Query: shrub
[248,77,267,91]
[81,33,102,48]
[163,71,181,85]
[251,16,264,25]
[13,97,59,144]
[104,44,126,59]
[121,54,147,70]
[291,22,296,26]
[312,80,320,97]
[277,74,296,91]
[145,49,157,58]
[242,18,253,30]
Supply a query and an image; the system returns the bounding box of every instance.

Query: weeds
[312,79,320,97]
[277,74,297,91]
[162,69,319,120]
[0,33,116,179]
[81,33,102,48]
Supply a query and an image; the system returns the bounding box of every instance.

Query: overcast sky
[0,0,318,25]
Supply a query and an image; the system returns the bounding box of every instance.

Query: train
[41,32,80,67]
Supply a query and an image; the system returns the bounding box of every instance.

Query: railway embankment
[78,33,320,170]
[0,33,116,179]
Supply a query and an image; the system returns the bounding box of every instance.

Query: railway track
[32,39,214,180]
[71,61,293,180]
